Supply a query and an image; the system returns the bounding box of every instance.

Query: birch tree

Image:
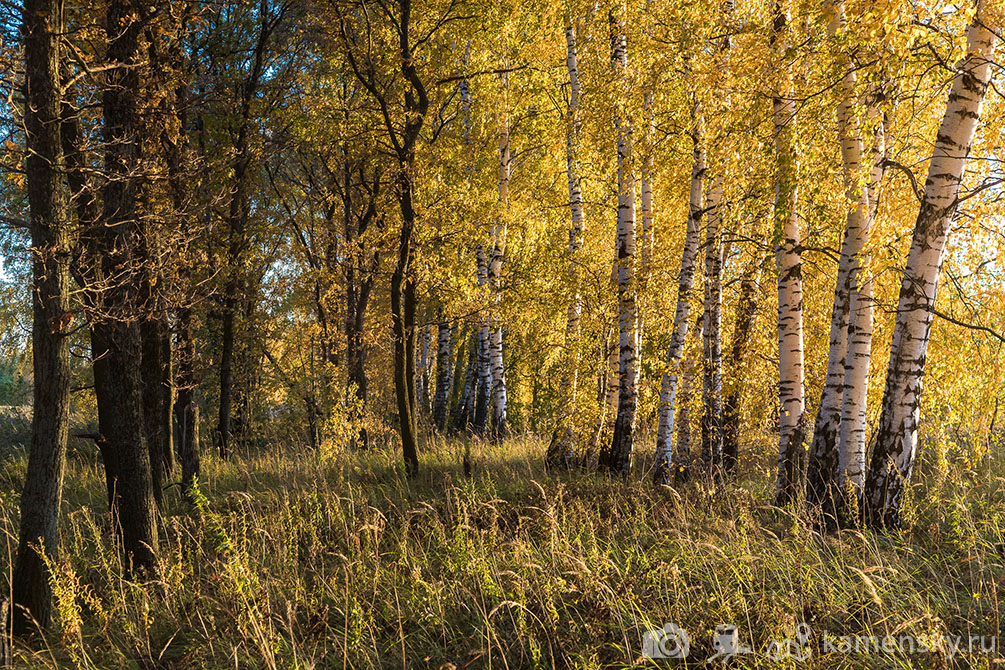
[701,176,724,474]
[547,19,585,468]
[488,73,511,437]
[864,4,1000,528]
[601,8,639,477]
[432,319,456,431]
[474,245,492,433]
[805,0,874,518]
[676,311,705,483]
[771,1,806,506]
[838,112,886,509]
[653,105,704,485]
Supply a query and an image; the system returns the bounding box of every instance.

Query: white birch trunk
[839,269,872,495]
[836,111,886,512]
[603,10,639,477]
[701,176,724,473]
[864,8,999,528]
[489,77,510,437]
[474,245,492,433]
[772,2,806,505]
[653,106,705,485]
[594,321,619,448]
[638,91,654,341]
[549,21,586,466]
[805,1,873,515]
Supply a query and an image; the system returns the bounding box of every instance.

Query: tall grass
[2,432,1004,668]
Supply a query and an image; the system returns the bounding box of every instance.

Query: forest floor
[2,431,1005,669]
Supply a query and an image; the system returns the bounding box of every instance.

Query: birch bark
[772,2,806,506]
[489,75,510,437]
[433,317,455,431]
[603,9,639,477]
[864,6,999,528]
[837,114,886,508]
[701,177,724,474]
[805,1,872,516]
[653,106,705,485]
[548,20,586,466]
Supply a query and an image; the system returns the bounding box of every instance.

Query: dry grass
[2,432,1005,669]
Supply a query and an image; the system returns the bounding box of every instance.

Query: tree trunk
[805,1,872,518]
[701,176,724,476]
[392,164,420,474]
[548,20,586,468]
[653,107,704,485]
[675,312,704,484]
[489,85,511,438]
[90,0,159,573]
[473,244,492,434]
[722,252,765,474]
[772,3,806,506]
[141,318,173,507]
[452,332,477,434]
[699,6,732,479]
[432,316,455,431]
[1,599,9,664]
[838,270,872,507]
[638,91,654,340]
[343,172,378,450]
[216,7,271,459]
[217,300,237,458]
[176,306,201,502]
[602,10,639,478]
[417,324,432,414]
[864,9,998,529]
[836,113,886,519]
[11,0,71,634]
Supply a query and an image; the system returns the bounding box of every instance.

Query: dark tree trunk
[473,330,491,434]
[391,168,419,472]
[217,299,237,457]
[338,0,426,473]
[217,7,273,458]
[92,0,158,573]
[722,256,763,474]
[176,307,201,501]
[11,0,71,634]
[179,402,201,499]
[175,297,201,498]
[451,332,476,434]
[229,292,259,447]
[142,318,173,506]
[92,323,158,571]
[345,219,375,449]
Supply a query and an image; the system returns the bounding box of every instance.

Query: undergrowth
[2,433,1005,669]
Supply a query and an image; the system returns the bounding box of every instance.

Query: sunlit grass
[2,432,1004,668]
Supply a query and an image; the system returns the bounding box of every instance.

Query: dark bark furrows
[12,0,72,634]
